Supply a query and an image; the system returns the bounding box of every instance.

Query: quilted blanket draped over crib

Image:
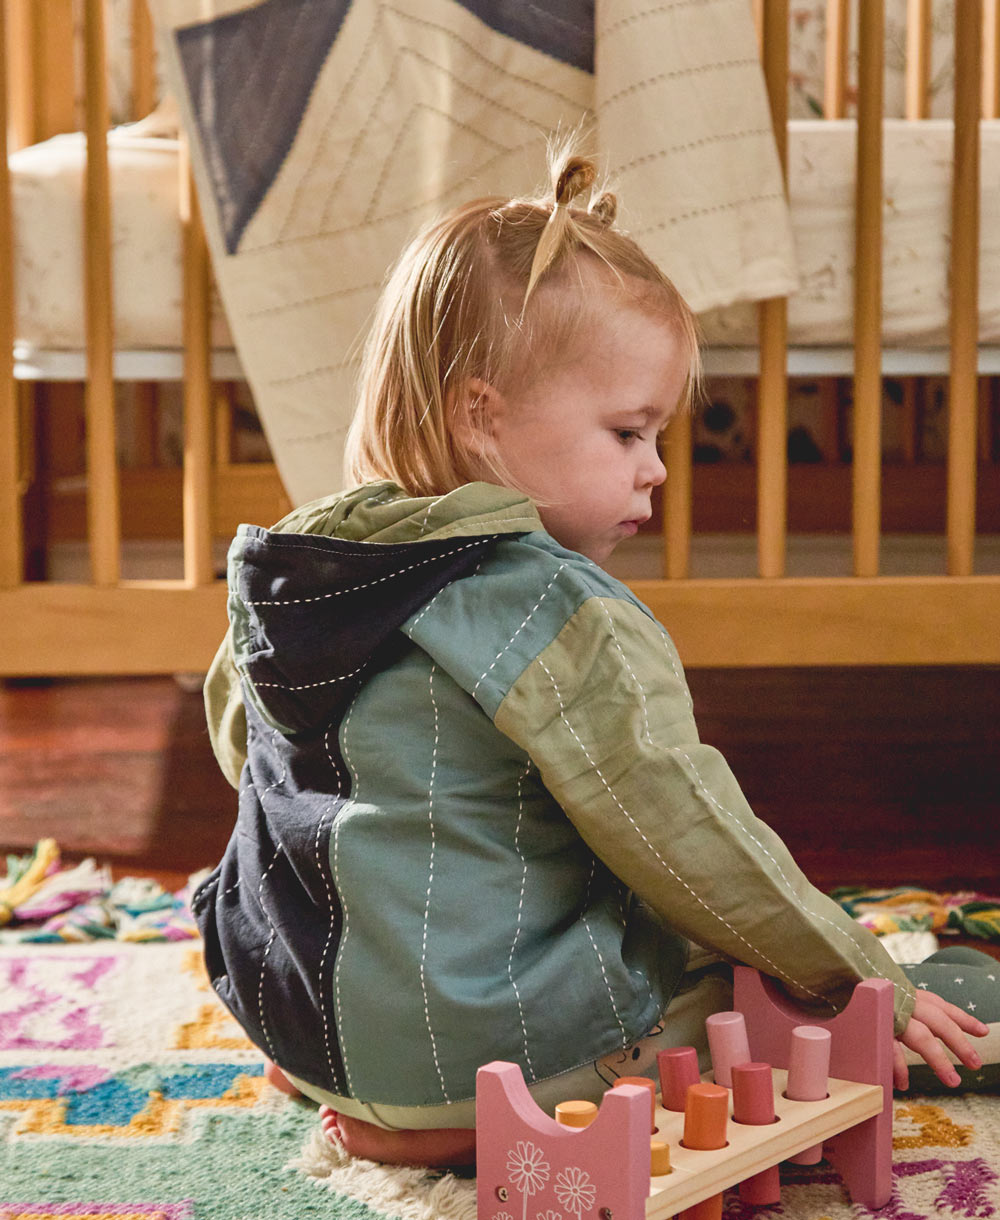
[150,0,796,505]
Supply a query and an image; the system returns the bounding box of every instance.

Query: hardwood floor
[1,668,998,895]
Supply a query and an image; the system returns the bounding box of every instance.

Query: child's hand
[894,989,989,1090]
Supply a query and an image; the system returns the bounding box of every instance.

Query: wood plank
[83,0,120,585]
[948,1,983,575]
[1,576,998,674]
[0,0,22,587]
[632,575,1000,666]
[45,464,292,540]
[853,0,884,577]
[0,583,229,674]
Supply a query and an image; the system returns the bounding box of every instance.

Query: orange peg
[554,1099,598,1129]
[613,1075,657,1132]
[681,1081,729,1150]
[650,1138,672,1176]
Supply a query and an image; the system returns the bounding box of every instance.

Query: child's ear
[448,377,506,451]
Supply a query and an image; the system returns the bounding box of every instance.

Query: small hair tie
[522,157,598,310]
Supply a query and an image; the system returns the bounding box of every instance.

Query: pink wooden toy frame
[476,966,895,1220]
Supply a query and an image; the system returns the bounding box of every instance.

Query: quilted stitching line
[332,697,360,1095]
[420,664,451,1101]
[600,0,734,39]
[315,724,347,1089]
[634,191,787,232]
[471,563,568,697]
[246,538,487,605]
[536,656,825,1003]
[508,758,539,1078]
[600,604,907,1008]
[600,57,760,108]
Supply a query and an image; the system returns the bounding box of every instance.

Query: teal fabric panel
[331,641,671,1105]
[403,532,653,720]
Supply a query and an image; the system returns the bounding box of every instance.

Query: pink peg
[657,1046,701,1112]
[705,1010,750,1087]
[731,1062,780,1205]
[786,1024,831,1164]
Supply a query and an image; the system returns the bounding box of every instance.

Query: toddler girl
[195,149,993,1169]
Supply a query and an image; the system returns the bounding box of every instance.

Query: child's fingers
[916,990,989,1036]
[899,1018,962,1087]
[892,1041,909,1091]
[911,993,986,1071]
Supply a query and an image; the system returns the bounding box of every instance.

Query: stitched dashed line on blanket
[600,0,735,40]
[320,42,570,232]
[600,56,760,108]
[268,358,355,387]
[617,127,773,175]
[635,192,787,231]
[364,104,506,226]
[245,538,488,605]
[247,280,383,318]
[269,5,583,244]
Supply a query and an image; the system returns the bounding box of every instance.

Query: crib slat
[83,0,121,586]
[948,0,983,577]
[905,0,932,119]
[985,0,1000,118]
[131,0,157,120]
[852,0,884,578]
[181,144,216,587]
[0,0,23,588]
[824,0,850,118]
[663,410,692,579]
[757,0,789,579]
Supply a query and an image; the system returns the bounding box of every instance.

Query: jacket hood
[227,482,541,735]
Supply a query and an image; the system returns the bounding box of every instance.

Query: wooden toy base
[645,1069,883,1218]
[477,968,895,1220]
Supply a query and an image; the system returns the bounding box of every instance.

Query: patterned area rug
[1,940,998,1220]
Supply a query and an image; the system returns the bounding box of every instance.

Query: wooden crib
[1,0,997,675]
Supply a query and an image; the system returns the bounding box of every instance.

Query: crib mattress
[9,130,233,351]
[698,118,1000,347]
[8,120,1000,352]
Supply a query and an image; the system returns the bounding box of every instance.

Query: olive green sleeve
[203,628,247,789]
[494,597,917,1036]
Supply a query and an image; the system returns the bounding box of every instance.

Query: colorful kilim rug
[2,940,999,1220]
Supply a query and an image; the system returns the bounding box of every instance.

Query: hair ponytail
[522,156,598,308]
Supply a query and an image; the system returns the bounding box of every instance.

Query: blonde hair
[344,147,702,497]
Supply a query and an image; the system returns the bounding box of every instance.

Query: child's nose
[643,448,667,488]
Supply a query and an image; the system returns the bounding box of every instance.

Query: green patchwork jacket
[197,480,915,1107]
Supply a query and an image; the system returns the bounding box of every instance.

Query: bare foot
[319,1105,476,1168]
[265,1061,301,1097]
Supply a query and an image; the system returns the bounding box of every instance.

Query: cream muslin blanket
[151,0,795,505]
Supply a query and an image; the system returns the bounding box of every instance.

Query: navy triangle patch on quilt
[151,0,795,506]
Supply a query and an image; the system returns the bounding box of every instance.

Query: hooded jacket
[196,481,914,1108]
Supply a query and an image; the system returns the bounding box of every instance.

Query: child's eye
[615,429,640,444]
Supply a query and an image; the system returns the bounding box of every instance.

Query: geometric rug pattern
[3,941,999,1219]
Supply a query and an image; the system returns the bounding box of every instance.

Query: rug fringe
[291,1126,477,1220]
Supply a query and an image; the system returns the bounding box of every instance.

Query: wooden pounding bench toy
[476,966,895,1220]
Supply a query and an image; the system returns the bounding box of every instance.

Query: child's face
[488,305,687,565]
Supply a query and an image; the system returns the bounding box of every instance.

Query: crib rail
[1,0,998,673]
